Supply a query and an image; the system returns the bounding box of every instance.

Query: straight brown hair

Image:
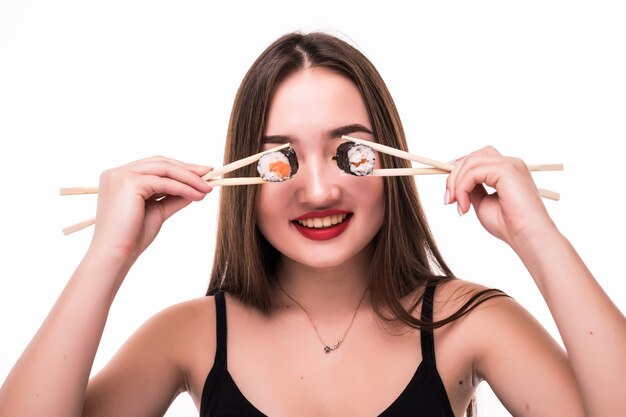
[207,31,504,322]
[207,31,505,417]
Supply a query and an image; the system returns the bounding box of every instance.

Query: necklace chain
[278,284,367,354]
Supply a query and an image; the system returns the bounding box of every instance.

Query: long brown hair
[208,31,504,324]
[208,31,503,417]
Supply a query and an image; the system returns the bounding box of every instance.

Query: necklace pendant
[323,340,343,353]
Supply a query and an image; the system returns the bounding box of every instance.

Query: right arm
[0,156,213,417]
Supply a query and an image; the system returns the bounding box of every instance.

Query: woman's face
[256,67,385,269]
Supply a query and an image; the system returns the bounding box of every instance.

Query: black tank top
[200,285,455,416]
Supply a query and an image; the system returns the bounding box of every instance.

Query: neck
[274,244,372,322]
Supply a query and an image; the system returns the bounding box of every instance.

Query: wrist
[80,246,136,294]
[85,238,140,269]
[509,219,562,256]
[509,225,574,289]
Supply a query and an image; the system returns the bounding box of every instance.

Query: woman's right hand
[87,156,213,266]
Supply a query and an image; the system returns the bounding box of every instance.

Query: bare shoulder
[133,295,217,363]
[425,278,514,377]
[430,278,508,321]
[435,279,584,416]
[84,295,218,415]
[151,295,217,338]
[397,279,514,415]
[154,295,218,401]
[433,277,539,353]
[435,278,544,341]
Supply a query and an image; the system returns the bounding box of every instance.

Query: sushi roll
[334,142,376,176]
[257,147,299,182]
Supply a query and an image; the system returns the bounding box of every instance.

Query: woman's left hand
[445,146,558,250]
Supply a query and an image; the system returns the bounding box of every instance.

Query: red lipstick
[292,210,352,241]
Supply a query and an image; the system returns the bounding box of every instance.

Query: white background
[1,1,625,416]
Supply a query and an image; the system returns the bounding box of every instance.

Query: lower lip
[292,215,352,241]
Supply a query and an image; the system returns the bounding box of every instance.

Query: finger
[471,145,501,157]
[125,155,191,167]
[445,156,469,205]
[190,165,213,178]
[444,159,459,205]
[446,146,501,168]
[127,161,214,194]
[150,165,213,201]
[125,156,213,177]
[445,147,503,206]
[459,183,489,216]
[453,158,511,214]
[141,176,211,202]
[152,195,195,222]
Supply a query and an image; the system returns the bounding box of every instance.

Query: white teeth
[296,214,348,229]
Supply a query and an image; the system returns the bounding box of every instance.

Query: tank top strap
[420,284,437,366]
[213,291,228,366]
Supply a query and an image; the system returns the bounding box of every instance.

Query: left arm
[445,146,626,417]
[510,226,626,417]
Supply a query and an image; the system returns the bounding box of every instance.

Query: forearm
[513,229,626,417]
[0,251,131,417]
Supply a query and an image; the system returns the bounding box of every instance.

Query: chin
[291,256,350,269]
[282,242,375,270]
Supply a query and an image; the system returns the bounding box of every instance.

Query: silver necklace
[278,284,367,353]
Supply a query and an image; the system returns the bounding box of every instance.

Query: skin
[0,67,624,417]
[257,68,385,272]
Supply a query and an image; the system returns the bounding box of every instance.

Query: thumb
[468,183,489,212]
[158,196,196,221]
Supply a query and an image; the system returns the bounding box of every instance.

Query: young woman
[0,32,624,417]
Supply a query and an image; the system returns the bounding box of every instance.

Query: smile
[292,213,353,241]
[295,213,349,229]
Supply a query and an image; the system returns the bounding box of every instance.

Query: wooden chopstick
[536,189,560,201]
[60,177,269,196]
[370,164,563,177]
[61,143,291,197]
[343,136,563,173]
[61,143,291,235]
[63,218,96,236]
[368,168,448,176]
[202,143,290,180]
[343,169,560,200]
[341,135,562,201]
[60,187,100,196]
[342,135,454,171]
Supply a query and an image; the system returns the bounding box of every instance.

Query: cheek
[255,184,287,236]
[347,176,385,224]
[255,187,272,230]
[370,181,386,225]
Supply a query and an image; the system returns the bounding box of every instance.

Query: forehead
[265,68,371,135]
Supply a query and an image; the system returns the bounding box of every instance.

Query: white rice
[347,144,375,175]
[257,151,291,182]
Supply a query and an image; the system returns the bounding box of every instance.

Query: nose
[294,153,342,208]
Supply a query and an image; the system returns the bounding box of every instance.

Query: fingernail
[444,190,450,205]
[457,203,464,216]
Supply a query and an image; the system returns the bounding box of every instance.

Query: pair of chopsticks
[62,137,562,235]
[60,143,291,235]
[341,135,562,201]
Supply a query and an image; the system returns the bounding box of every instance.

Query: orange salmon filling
[269,161,290,177]
[353,158,367,167]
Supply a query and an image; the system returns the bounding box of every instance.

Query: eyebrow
[262,123,373,144]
